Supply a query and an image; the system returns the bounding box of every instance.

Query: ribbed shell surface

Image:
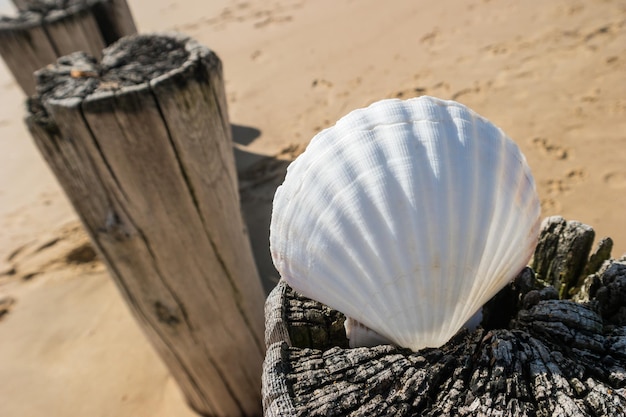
[270,96,541,351]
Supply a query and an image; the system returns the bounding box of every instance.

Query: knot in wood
[154,301,181,326]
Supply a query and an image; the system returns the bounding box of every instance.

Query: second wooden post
[27,33,265,417]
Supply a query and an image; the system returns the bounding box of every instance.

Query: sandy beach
[0,0,625,415]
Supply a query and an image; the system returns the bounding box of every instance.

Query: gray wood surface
[45,4,105,58]
[531,216,596,297]
[27,34,265,417]
[0,14,58,95]
[91,0,136,45]
[0,0,136,95]
[262,218,626,416]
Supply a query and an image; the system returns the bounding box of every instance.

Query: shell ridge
[481,165,541,297]
[498,165,540,276]
[445,109,486,345]
[452,125,509,333]
[281,99,496,206]
[351,138,434,340]
[429,106,458,347]
[434,109,474,346]
[404,123,442,349]
[280,110,496,210]
[290,133,417,332]
[412,131,446,348]
[285,195,376,318]
[455,113,496,333]
[342,167,409,331]
[463,129,516,329]
[480,141,528,286]
[373,107,448,348]
[454,111,485,336]
[366,129,419,345]
[298,161,391,315]
[459,134,528,330]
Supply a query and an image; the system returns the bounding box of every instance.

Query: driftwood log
[0,0,136,95]
[262,216,626,416]
[27,33,265,417]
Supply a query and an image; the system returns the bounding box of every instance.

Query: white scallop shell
[270,96,541,351]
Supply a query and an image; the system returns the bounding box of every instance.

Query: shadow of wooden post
[0,0,136,95]
[26,33,265,417]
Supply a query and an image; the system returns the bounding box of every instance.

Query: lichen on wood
[262,218,626,416]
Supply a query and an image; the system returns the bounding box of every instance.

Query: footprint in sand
[531,137,569,160]
[429,82,451,95]
[451,81,491,101]
[603,171,626,189]
[565,168,587,184]
[543,168,587,197]
[482,43,509,56]
[540,169,587,214]
[391,87,427,99]
[420,29,439,47]
[217,1,301,29]
[334,77,364,102]
[311,79,333,89]
[544,178,570,196]
[65,243,98,265]
[541,197,561,213]
[3,224,100,282]
[0,296,16,321]
[254,14,293,28]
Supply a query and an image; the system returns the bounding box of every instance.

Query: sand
[0,0,624,415]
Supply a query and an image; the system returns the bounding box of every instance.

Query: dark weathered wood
[27,34,265,417]
[0,0,136,95]
[90,0,136,45]
[531,216,596,298]
[0,13,58,95]
[44,3,105,57]
[262,221,626,417]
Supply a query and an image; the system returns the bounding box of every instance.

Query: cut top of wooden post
[31,34,239,195]
[34,34,194,99]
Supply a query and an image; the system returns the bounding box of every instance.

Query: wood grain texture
[44,4,105,58]
[0,0,136,95]
[0,15,57,95]
[532,216,596,297]
[262,219,626,416]
[91,0,137,45]
[27,34,265,417]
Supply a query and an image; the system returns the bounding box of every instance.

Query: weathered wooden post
[262,217,626,416]
[0,0,136,95]
[27,33,266,417]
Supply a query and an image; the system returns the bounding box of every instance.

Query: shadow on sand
[231,123,304,295]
